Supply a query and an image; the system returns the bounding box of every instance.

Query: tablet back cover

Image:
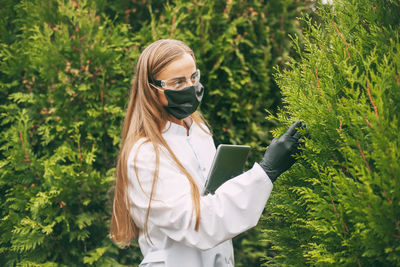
[204,144,250,195]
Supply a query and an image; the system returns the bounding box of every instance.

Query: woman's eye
[165,79,180,88]
[172,79,185,88]
[191,71,199,83]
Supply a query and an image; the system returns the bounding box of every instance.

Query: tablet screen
[203,144,251,195]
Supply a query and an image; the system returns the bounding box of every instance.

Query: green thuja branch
[261,0,400,266]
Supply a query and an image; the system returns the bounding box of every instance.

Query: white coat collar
[163,119,196,137]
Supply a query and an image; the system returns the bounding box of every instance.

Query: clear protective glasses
[152,69,200,90]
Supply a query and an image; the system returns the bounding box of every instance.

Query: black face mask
[162,83,204,119]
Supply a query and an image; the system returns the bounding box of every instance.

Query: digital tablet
[203,144,251,195]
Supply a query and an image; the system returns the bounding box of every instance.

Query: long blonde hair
[110,39,209,246]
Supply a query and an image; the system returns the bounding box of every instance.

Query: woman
[110,39,305,267]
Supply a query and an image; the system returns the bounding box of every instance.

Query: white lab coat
[127,121,273,267]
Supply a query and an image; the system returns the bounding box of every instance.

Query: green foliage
[262,0,400,266]
[0,0,309,265]
[0,0,141,265]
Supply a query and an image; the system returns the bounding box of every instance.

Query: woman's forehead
[156,53,196,80]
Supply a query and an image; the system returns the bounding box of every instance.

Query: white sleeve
[127,141,273,251]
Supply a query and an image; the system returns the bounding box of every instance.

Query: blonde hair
[110,39,209,246]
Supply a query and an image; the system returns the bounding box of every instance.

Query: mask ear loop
[149,82,170,109]
[148,74,163,91]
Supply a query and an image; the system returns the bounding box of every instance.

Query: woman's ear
[156,88,168,107]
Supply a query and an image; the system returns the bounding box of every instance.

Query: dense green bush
[0,0,309,265]
[262,0,400,265]
[0,0,139,265]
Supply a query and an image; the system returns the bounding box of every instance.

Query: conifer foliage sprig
[262,0,400,266]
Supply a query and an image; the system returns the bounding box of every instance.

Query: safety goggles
[152,69,200,90]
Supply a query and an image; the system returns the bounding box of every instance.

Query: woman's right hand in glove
[259,121,307,182]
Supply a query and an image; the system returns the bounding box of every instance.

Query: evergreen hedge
[262,0,400,266]
[0,0,309,265]
[0,0,139,265]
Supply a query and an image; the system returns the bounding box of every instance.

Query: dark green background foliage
[0,0,310,266]
[262,0,400,266]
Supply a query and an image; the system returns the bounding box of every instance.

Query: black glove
[259,121,306,182]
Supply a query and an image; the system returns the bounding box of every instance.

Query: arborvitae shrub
[262,0,400,266]
[0,0,310,265]
[0,0,140,265]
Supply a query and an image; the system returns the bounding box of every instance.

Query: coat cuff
[253,162,274,187]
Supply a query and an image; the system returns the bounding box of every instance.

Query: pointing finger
[286,121,303,136]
